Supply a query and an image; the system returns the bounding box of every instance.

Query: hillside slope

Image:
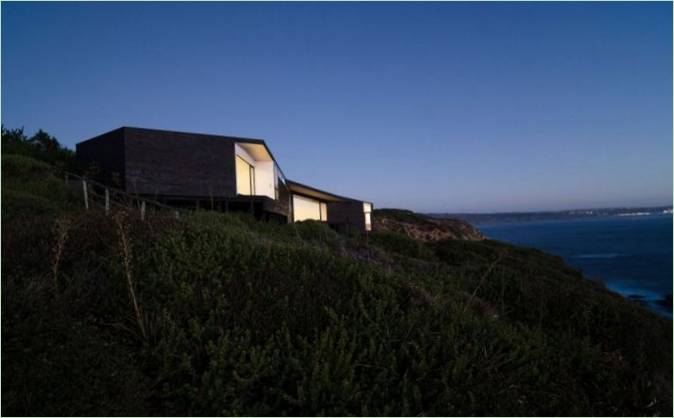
[373,208,484,241]
[2,154,672,416]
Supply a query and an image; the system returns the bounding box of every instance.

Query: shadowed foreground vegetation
[2,138,672,415]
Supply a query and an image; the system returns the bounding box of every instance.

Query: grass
[373,208,436,225]
[2,153,53,176]
[2,155,672,416]
[2,154,81,220]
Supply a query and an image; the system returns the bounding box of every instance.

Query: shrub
[373,208,434,225]
[2,154,80,219]
[369,230,435,260]
[1,153,53,176]
[2,159,671,416]
[1,126,76,171]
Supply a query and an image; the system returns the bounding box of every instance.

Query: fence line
[64,172,187,220]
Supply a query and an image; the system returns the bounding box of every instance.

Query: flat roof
[286,179,364,203]
[77,126,289,179]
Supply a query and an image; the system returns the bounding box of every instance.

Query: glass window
[236,156,255,195]
[293,195,323,222]
[320,202,328,221]
[250,164,255,194]
[363,202,372,231]
[274,164,280,200]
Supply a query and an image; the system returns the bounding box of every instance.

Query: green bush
[369,230,435,260]
[373,208,434,225]
[2,153,53,176]
[1,126,75,171]
[2,159,671,416]
[2,154,80,219]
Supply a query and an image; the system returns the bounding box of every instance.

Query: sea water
[479,214,673,318]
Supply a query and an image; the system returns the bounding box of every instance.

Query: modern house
[76,127,372,232]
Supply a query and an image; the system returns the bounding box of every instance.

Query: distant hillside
[431,206,674,225]
[2,146,672,415]
[374,208,484,241]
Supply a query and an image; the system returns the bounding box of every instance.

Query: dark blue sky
[2,2,672,212]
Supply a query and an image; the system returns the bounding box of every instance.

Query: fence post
[140,201,146,221]
[82,180,89,210]
[105,188,110,214]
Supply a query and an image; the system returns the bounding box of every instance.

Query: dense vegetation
[1,126,75,172]
[2,131,672,416]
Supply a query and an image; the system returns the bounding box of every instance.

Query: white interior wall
[235,143,255,166]
[363,202,372,230]
[235,144,275,199]
[293,194,322,222]
[255,161,275,199]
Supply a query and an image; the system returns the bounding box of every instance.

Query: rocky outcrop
[373,209,484,242]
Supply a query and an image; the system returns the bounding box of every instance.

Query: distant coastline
[430,206,673,225]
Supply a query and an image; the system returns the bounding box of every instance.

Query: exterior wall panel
[327,200,367,232]
[124,128,236,197]
[75,128,126,187]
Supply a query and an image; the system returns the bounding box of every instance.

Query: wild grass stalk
[113,211,146,340]
[51,216,71,290]
[462,252,503,314]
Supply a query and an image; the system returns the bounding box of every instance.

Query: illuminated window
[320,202,328,221]
[363,202,372,231]
[236,156,255,195]
[293,195,326,222]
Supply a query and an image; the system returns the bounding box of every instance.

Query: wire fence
[64,172,186,221]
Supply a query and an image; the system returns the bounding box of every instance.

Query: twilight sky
[2,2,672,213]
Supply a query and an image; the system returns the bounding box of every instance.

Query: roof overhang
[236,141,273,162]
[286,180,357,203]
[235,139,289,180]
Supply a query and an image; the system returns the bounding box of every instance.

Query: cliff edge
[373,208,484,241]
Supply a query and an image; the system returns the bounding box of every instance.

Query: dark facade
[328,201,369,232]
[124,128,237,197]
[76,128,126,188]
[76,127,371,231]
[77,127,246,197]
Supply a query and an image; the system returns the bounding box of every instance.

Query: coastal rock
[373,209,484,242]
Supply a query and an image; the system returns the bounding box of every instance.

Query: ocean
[478,214,673,318]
